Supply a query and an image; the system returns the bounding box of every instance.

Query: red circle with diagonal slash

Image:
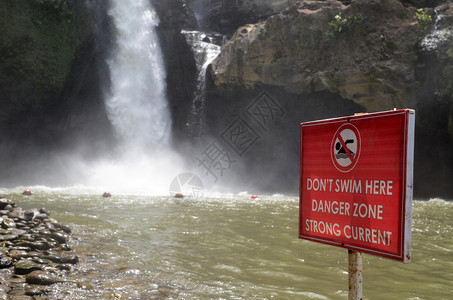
[331,123,361,173]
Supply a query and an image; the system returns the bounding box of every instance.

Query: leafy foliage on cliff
[415,8,433,35]
[0,0,89,114]
[325,13,364,40]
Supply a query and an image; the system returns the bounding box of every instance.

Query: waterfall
[420,10,451,52]
[86,0,183,194]
[106,0,171,152]
[182,31,222,137]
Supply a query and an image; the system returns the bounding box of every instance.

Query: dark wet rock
[3,205,12,213]
[10,246,31,253]
[58,264,73,271]
[51,223,71,234]
[25,287,44,296]
[1,218,16,229]
[39,208,50,216]
[14,221,27,228]
[7,208,23,219]
[15,260,42,275]
[6,228,26,236]
[0,200,10,210]
[49,232,68,244]
[39,229,52,236]
[34,213,49,222]
[32,258,52,265]
[0,258,13,269]
[25,270,58,286]
[43,223,56,233]
[60,254,78,264]
[77,282,94,290]
[15,241,49,251]
[18,234,34,242]
[0,234,17,241]
[23,209,38,222]
[60,244,72,251]
[42,253,78,264]
[27,251,41,258]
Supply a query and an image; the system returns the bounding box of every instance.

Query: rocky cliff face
[204,0,453,198]
[211,0,421,112]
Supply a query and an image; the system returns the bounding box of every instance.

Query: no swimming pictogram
[331,123,361,172]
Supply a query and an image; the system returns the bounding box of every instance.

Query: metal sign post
[348,250,362,300]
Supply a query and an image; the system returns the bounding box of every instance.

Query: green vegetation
[0,0,89,109]
[415,8,432,35]
[325,13,364,40]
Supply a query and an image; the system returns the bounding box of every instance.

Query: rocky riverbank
[0,196,78,299]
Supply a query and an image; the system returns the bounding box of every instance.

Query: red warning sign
[299,109,415,262]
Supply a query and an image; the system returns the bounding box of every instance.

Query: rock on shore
[0,198,77,298]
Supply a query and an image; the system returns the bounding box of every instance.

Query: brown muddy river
[4,187,452,299]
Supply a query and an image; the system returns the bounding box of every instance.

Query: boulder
[25,270,58,285]
[15,260,42,275]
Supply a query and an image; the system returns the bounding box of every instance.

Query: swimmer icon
[331,124,361,172]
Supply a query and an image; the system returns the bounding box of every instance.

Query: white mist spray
[87,0,184,195]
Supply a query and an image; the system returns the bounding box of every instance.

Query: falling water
[420,9,452,52]
[182,31,221,137]
[106,0,171,151]
[86,0,184,194]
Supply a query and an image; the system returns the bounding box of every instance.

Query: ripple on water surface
[2,188,453,299]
